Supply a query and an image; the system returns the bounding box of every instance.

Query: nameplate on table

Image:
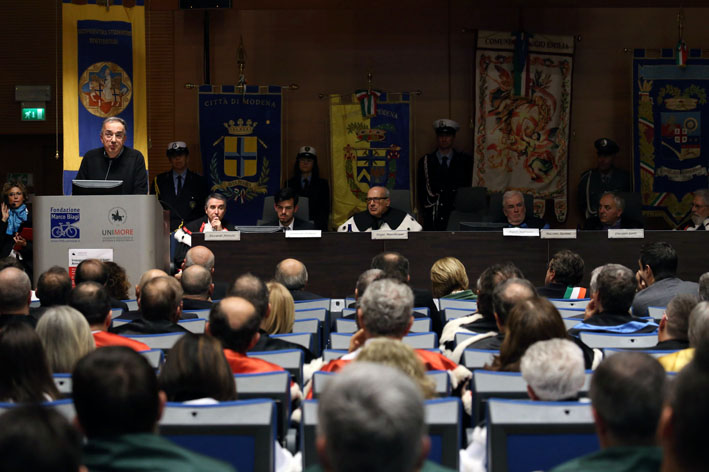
[371,230,409,240]
[608,229,645,239]
[540,229,577,239]
[205,231,240,241]
[285,230,322,238]
[503,227,540,237]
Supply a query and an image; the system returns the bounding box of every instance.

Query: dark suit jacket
[417,150,474,230]
[111,318,189,335]
[290,289,325,301]
[152,170,209,231]
[181,298,213,311]
[261,218,316,230]
[286,176,331,231]
[251,329,316,363]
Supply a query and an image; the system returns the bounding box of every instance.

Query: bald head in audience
[135,269,168,300]
[139,276,183,322]
[207,297,261,353]
[74,259,108,285]
[180,265,213,300]
[492,277,537,332]
[184,245,215,271]
[228,273,269,320]
[274,258,308,291]
[0,267,32,315]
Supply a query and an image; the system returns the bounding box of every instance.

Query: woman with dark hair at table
[0,322,60,402]
[0,181,32,277]
[285,146,330,231]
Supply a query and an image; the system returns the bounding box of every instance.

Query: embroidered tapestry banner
[633,49,709,228]
[473,31,574,222]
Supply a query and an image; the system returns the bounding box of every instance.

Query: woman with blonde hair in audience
[158,333,236,402]
[486,297,567,372]
[264,281,295,335]
[0,322,60,402]
[357,338,437,399]
[430,256,476,299]
[36,306,95,373]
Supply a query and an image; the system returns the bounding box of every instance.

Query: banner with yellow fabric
[62,0,147,195]
[330,92,412,227]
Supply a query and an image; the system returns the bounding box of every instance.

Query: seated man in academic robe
[337,186,422,232]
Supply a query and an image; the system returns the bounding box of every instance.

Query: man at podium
[76,116,148,195]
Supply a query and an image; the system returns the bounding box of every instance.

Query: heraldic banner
[633,49,709,228]
[473,31,574,222]
[198,85,282,226]
[330,92,412,227]
[62,0,147,195]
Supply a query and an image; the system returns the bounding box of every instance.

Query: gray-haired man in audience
[653,293,697,351]
[550,352,665,472]
[315,362,450,472]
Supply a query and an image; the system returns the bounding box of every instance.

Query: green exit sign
[21,107,45,121]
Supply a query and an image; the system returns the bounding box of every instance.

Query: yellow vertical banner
[62,0,147,194]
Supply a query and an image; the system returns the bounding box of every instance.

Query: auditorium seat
[579,332,658,349]
[234,371,292,443]
[438,298,478,311]
[247,349,304,385]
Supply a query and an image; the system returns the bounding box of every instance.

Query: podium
[33,195,170,288]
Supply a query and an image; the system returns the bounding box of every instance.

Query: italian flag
[563,286,587,299]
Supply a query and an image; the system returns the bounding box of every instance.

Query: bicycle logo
[51,222,79,238]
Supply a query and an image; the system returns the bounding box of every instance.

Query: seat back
[579,332,658,349]
[123,299,139,311]
[247,349,304,385]
[442,307,477,324]
[603,348,680,359]
[322,349,347,362]
[410,317,432,333]
[140,348,165,370]
[390,189,412,214]
[271,332,316,356]
[487,398,598,472]
[461,349,498,371]
[426,370,451,396]
[110,308,124,319]
[329,332,352,350]
[159,399,276,472]
[472,370,530,423]
[335,318,357,333]
[178,318,207,334]
[0,399,76,422]
[53,373,72,396]
[549,298,591,309]
[618,191,644,226]
[647,306,665,320]
[124,332,185,350]
[311,370,337,399]
[438,298,478,311]
[291,318,322,355]
[294,299,330,311]
[446,186,488,230]
[234,371,291,442]
[402,332,438,349]
[294,307,330,349]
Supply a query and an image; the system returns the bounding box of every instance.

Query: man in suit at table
[260,187,315,231]
[151,141,208,232]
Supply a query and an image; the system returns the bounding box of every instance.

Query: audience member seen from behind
[0,404,85,472]
[0,322,60,402]
[36,306,95,374]
[73,346,234,472]
[658,301,709,372]
[0,266,35,328]
[74,258,129,312]
[430,257,475,300]
[658,341,709,472]
[550,352,666,472]
[158,333,236,403]
[357,338,437,399]
[538,249,585,299]
[654,293,697,351]
[32,266,72,321]
[485,297,567,372]
[105,261,131,301]
[264,281,295,335]
[316,362,443,472]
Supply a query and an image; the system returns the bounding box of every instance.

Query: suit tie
[176,175,183,195]
[302,178,309,190]
[442,156,448,168]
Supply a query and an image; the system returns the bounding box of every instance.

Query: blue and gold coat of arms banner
[330,92,412,227]
[633,49,709,228]
[198,85,282,225]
